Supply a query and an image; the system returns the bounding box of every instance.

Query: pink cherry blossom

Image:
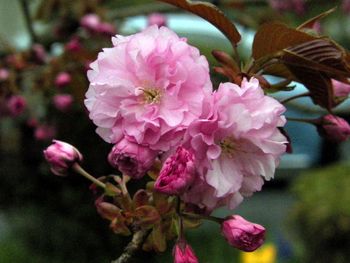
[182,78,287,211]
[221,215,265,252]
[53,94,74,112]
[317,114,350,142]
[332,79,350,97]
[0,68,9,81]
[85,25,212,151]
[7,95,26,117]
[173,240,199,263]
[34,124,56,141]
[108,138,158,179]
[154,146,195,195]
[80,14,101,32]
[43,140,83,176]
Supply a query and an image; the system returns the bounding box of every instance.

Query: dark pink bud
[43,140,83,176]
[317,114,350,142]
[108,138,158,179]
[32,44,47,63]
[7,95,26,117]
[221,215,265,252]
[65,37,82,52]
[332,79,350,98]
[34,125,56,141]
[154,146,195,195]
[53,94,73,112]
[173,240,199,263]
[55,72,71,88]
[97,22,116,36]
[147,13,167,27]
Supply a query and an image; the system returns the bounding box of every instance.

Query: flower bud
[7,95,26,117]
[108,138,157,179]
[65,37,82,52]
[317,114,350,142]
[43,140,82,176]
[173,240,199,263]
[55,72,71,88]
[221,215,265,252]
[34,124,56,141]
[97,22,116,36]
[53,94,73,112]
[154,146,195,195]
[332,79,350,98]
[80,14,100,32]
[147,13,167,27]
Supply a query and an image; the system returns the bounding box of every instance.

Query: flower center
[142,88,161,104]
[219,137,236,158]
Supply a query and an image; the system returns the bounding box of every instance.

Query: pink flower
[154,146,195,195]
[182,78,287,211]
[221,215,265,252]
[332,79,350,97]
[269,0,305,14]
[32,44,47,63]
[317,114,350,142]
[148,13,167,27]
[53,94,73,112]
[108,138,158,179]
[65,37,82,52]
[173,240,199,263]
[97,22,116,36]
[34,124,56,141]
[7,95,26,117]
[85,25,212,151]
[343,0,350,13]
[43,140,83,176]
[55,72,71,88]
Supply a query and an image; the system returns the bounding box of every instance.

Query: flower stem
[19,0,38,43]
[111,229,149,263]
[286,117,318,125]
[72,163,106,189]
[280,92,310,104]
[181,212,223,224]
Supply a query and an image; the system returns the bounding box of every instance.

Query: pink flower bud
[80,14,101,32]
[317,114,350,142]
[154,146,195,195]
[108,138,158,179]
[173,240,199,263]
[34,125,56,141]
[65,37,82,52]
[7,95,26,117]
[53,94,73,112]
[0,68,9,81]
[43,140,83,176]
[332,79,350,97]
[221,215,265,252]
[55,72,71,88]
[147,13,167,27]
[97,22,116,36]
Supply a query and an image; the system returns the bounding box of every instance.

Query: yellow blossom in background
[240,243,277,263]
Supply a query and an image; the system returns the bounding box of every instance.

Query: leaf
[134,205,161,227]
[158,0,241,48]
[133,189,150,208]
[252,22,315,60]
[297,7,336,30]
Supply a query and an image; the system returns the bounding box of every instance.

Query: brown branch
[19,0,38,43]
[111,229,149,263]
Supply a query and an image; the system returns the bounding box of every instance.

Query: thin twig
[280,92,310,104]
[111,229,149,263]
[19,0,38,43]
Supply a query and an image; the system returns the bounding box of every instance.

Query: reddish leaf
[134,205,161,227]
[133,189,150,208]
[159,0,241,48]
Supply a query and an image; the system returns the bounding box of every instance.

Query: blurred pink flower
[7,95,26,117]
[85,25,212,151]
[108,137,158,179]
[173,240,199,263]
[154,146,195,195]
[97,22,116,36]
[182,78,287,211]
[80,14,100,32]
[147,13,167,27]
[43,140,82,176]
[343,0,350,13]
[332,79,350,97]
[221,215,265,252]
[55,72,71,88]
[32,44,47,63]
[53,94,74,112]
[317,114,350,142]
[0,68,9,81]
[65,37,82,52]
[269,0,305,15]
[34,125,56,141]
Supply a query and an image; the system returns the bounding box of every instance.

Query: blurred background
[0,0,350,262]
